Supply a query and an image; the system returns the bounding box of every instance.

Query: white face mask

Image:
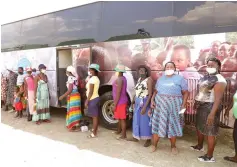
[165,69,175,76]
[41,69,46,74]
[88,71,92,76]
[206,67,217,74]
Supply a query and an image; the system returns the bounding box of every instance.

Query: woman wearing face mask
[32,64,51,125]
[127,65,153,147]
[112,64,128,140]
[191,57,227,163]
[59,66,82,132]
[24,67,35,121]
[150,61,189,154]
[85,64,100,138]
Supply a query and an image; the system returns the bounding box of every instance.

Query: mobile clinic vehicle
[2,1,237,129]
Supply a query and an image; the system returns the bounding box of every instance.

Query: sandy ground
[1,108,236,167]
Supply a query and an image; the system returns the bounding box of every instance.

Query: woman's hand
[59,96,64,101]
[181,103,186,109]
[148,109,152,117]
[206,113,215,126]
[151,100,156,109]
[85,100,89,108]
[140,107,146,115]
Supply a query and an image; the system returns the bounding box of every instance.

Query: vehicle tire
[99,91,132,130]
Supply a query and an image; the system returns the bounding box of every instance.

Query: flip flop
[224,156,237,163]
[87,133,97,139]
[116,136,127,140]
[112,131,121,134]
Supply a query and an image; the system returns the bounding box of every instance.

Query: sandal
[43,119,51,123]
[69,127,80,132]
[116,136,127,140]
[224,156,237,163]
[112,131,121,135]
[171,147,179,155]
[36,121,41,125]
[87,133,97,139]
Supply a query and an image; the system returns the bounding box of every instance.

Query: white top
[66,76,78,90]
[17,74,27,86]
[135,78,149,98]
[195,74,227,103]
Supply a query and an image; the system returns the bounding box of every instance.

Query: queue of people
[1,57,237,164]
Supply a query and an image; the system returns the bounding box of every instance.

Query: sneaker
[190,145,204,152]
[198,155,215,162]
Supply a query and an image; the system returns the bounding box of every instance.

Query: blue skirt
[151,94,183,138]
[132,96,152,140]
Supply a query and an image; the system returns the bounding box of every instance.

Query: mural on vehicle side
[1,32,237,127]
[75,32,237,127]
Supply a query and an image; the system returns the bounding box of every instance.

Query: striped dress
[151,74,188,138]
[66,76,82,130]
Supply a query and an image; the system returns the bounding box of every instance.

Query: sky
[0,0,98,25]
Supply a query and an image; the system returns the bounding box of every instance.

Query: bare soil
[1,108,236,167]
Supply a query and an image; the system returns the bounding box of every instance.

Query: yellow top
[86,76,100,100]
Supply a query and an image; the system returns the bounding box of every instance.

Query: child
[14,86,23,118]
[170,45,200,117]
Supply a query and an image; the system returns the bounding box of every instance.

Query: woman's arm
[114,77,123,108]
[207,82,226,125]
[24,78,28,98]
[59,84,73,100]
[181,90,189,108]
[34,76,38,101]
[87,84,94,102]
[143,77,153,109]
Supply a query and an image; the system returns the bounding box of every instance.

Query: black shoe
[198,154,215,162]
[190,145,204,152]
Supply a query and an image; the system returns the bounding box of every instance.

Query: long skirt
[66,90,82,130]
[32,95,50,122]
[132,96,152,140]
[195,101,221,136]
[151,94,183,138]
[27,90,35,115]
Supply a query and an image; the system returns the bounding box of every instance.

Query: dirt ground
[1,108,236,167]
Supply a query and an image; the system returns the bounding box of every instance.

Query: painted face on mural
[117,46,132,68]
[221,57,237,78]
[229,44,237,57]
[171,48,191,71]
[211,41,221,55]
[218,43,230,60]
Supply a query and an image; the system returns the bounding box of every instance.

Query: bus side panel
[1,47,58,107]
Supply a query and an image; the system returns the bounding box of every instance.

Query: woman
[32,64,50,124]
[1,72,8,109]
[128,65,153,147]
[191,57,227,162]
[24,67,35,121]
[112,64,128,140]
[17,67,27,113]
[59,66,82,132]
[6,68,18,112]
[85,64,100,138]
[223,90,237,163]
[150,61,189,154]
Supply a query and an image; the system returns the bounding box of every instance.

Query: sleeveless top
[25,75,35,91]
[112,76,128,105]
[135,78,149,98]
[195,74,227,103]
[37,75,49,100]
